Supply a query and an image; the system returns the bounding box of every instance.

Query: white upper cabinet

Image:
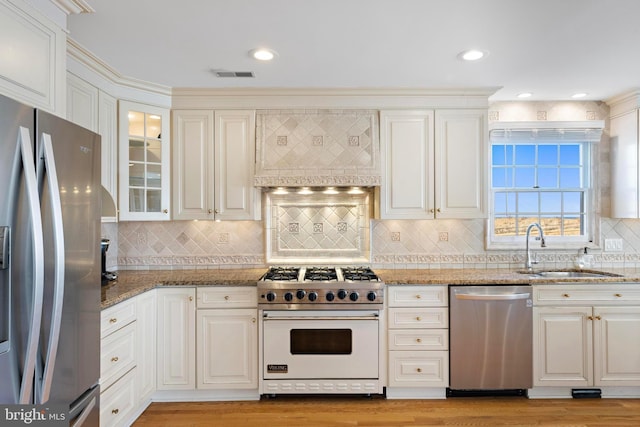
[434,109,487,218]
[66,73,118,220]
[119,100,171,221]
[380,110,435,219]
[380,109,487,219]
[0,0,65,114]
[173,110,259,221]
[610,109,640,218]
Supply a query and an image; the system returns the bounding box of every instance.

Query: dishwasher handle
[455,292,530,301]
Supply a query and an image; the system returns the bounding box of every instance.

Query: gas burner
[304,267,338,282]
[342,267,379,281]
[263,267,300,281]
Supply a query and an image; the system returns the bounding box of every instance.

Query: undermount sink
[519,270,622,279]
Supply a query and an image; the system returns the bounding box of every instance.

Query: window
[488,123,603,248]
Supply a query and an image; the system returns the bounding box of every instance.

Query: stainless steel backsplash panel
[264,189,372,264]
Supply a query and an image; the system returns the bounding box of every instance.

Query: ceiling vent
[214,70,255,78]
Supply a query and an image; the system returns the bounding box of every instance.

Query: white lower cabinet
[156,288,196,390]
[386,286,449,398]
[533,284,640,392]
[100,290,158,426]
[196,287,258,390]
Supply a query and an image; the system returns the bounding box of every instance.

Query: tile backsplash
[102,100,640,272]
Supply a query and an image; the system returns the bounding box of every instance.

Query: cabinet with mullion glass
[119,101,170,220]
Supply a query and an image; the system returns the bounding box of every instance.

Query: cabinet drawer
[534,285,640,305]
[387,286,447,307]
[388,329,448,351]
[388,307,448,329]
[388,351,449,387]
[100,367,137,427]
[197,286,257,308]
[101,298,136,337]
[100,321,136,390]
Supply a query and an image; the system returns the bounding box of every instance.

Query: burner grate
[263,267,300,281]
[304,267,338,282]
[342,267,379,281]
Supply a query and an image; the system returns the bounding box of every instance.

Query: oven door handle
[263,313,379,321]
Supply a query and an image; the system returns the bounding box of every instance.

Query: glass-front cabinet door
[118,100,170,220]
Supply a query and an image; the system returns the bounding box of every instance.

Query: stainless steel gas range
[258,266,385,396]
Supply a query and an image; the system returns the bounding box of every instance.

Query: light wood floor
[133,396,640,426]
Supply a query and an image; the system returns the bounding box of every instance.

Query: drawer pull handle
[595,315,602,320]
[615,293,622,298]
[416,338,422,343]
[416,316,422,321]
[562,293,570,298]
[112,409,119,415]
[111,356,119,363]
[416,368,422,373]
[224,295,230,300]
[415,294,421,299]
[109,318,117,323]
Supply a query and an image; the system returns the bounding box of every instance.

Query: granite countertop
[101,267,640,309]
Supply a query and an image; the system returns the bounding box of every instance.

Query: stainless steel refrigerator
[0,94,101,425]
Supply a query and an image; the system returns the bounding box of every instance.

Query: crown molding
[67,37,172,97]
[50,0,94,14]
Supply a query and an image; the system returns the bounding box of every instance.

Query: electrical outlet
[439,232,449,242]
[604,238,623,251]
[391,232,401,242]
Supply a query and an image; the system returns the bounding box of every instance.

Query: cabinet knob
[615,293,622,298]
[416,316,422,321]
[587,316,594,320]
[595,315,602,320]
[224,295,230,300]
[109,318,117,323]
[416,368,422,373]
[111,356,119,363]
[429,209,435,213]
[112,409,119,415]
[163,209,168,214]
[252,318,256,323]
[208,209,213,214]
[437,208,441,213]
[189,296,193,302]
[562,293,570,298]
[415,294,421,299]
[416,338,422,343]
[214,209,220,214]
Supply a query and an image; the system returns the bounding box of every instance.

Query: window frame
[486,121,603,250]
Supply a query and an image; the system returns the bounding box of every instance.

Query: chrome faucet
[525,222,546,271]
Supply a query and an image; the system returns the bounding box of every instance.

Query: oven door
[262,310,379,380]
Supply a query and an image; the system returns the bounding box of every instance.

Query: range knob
[296,289,306,300]
[349,291,359,302]
[337,289,348,300]
[325,291,335,302]
[308,291,318,302]
[367,291,377,302]
[266,292,276,302]
[284,292,294,302]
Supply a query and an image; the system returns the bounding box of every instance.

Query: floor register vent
[571,389,602,398]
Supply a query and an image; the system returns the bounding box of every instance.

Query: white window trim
[486,121,604,251]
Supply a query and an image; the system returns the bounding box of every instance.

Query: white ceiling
[67,0,640,101]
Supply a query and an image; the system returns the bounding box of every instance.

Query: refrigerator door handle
[70,395,96,427]
[36,133,65,404]
[16,127,45,404]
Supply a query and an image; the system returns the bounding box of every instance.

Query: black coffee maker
[101,238,117,285]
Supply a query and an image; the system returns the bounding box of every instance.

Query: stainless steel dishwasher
[449,285,533,395]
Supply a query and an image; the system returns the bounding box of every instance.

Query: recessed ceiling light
[458,49,487,61]
[517,92,533,99]
[572,93,587,99]
[249,48,277,61]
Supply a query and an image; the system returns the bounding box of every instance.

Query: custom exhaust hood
[254,109,381,187]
